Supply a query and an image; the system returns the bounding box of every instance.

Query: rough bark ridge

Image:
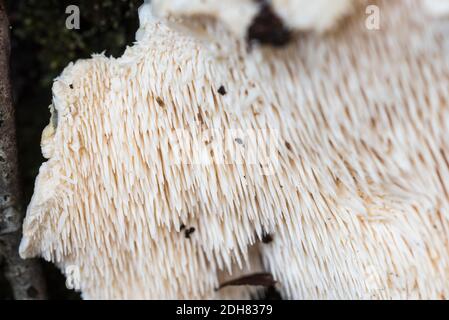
[0,0,46,300]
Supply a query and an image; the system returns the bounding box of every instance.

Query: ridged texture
[20,0,449,299]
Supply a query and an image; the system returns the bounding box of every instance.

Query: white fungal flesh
[20,0,449,299]
[150,0,260,38]
[423,0,449,16]
[271,0,354,32]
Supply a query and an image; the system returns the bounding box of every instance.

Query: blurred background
[1,0,142,299]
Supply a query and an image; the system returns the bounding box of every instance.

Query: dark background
[1,0,141,299]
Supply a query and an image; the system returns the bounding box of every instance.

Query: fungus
[423,0,449,16]
[150,0,354,41]
[261,232,273,244]
[19,0,449,299]
[155,96,165,107]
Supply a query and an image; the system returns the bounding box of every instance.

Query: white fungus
[151,0,354,38]
[423,0,449,16]
[20,0,449,299]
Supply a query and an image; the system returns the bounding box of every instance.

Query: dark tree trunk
[0,0,46,299]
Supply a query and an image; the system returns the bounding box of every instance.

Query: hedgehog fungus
[19,0,449,299]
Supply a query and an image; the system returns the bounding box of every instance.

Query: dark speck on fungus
[218,85,227,96]
[185,227,195,239]
[156,96,165,107]
[197,112,204,125]
[262,231,273,244]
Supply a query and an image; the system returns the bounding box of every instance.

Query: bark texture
[0,0,46,300]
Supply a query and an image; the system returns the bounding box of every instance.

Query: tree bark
[0,0,46,299]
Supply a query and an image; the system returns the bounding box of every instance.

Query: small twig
[216,272,277,291]
[0,0,46,300]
